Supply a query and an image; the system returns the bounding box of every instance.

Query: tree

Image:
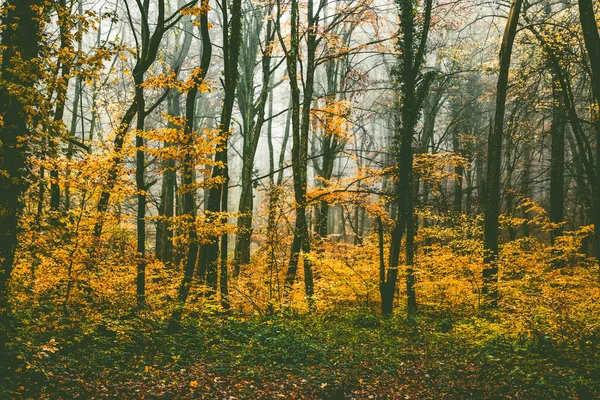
[380,0,433,316]
[168,0,213,329]
[578,0,600,269]
[156,1,194,263]
[48,0,76,212]
[482,0,523,305]
[233,0,276,273]
[197,0,243,305]
[275,0,317,301]
[0,0,45,366]
[275,0,373,302]
[92,0,195,239]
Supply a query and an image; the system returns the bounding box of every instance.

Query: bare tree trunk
[135,81,147,307]
[280,0,319,302]
[452,126,463,212]
[578,0,600,269]
[233,7,275,273]
[199,0,242,296]
[157,8,193,263]
[168,2,212,328]
[482,0,523,305]
[49,0,74,212]
[93,0,170,238]
[156,88,180,262]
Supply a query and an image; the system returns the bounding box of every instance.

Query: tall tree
[168,0,212,329]
[156,9,193,263]
[198,0,243,303]
[0,0,45,366]
[380,0,433,316]
[482,0,523,305]
[276,0,327,302]
[233,1,276,273]
[93,0,194,238]
[578,0,600,268]
[48,0,76,212]
[549,74,566,244]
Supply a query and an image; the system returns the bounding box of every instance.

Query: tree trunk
[578,0,600,269]
[135,81,147,307]
[452,126,463,212]
[233,11,274,273]
[482,0,523,305]
[168,2,212,328]
[282,0,319,301]
[156,88,180,263]
[157,12,193,262]
[49,0,73,212]
[381,0,432,316]
[93,0,167,238]
[0,0,44,367]
[199,0,242,296]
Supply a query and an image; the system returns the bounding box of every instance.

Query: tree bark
[578,0,600,268]
[278,0,321,302]
[93,0,170,238]
[168,1,212,328]
[135,80,147,307]
[198,0,242,297]
[550,76,565,243]
[0,0,44,367]
[233,7,275,273]
[381,0,432,316]
[482,0,523,305]
[50,0,74,212]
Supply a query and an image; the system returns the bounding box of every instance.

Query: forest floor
[1,307,598,399]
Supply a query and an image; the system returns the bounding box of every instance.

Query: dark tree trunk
[482,0,523,305]
[0,0,44,367]
[505,125,516,241]
[132,0,169,308]
[220,162,230,309]
[527,19,595,243]
[135,81,147,307]
[168,2,212,328]
[233,9,275,273]
[520,139,532,238]
[157,13,193,263]
[452,127,463,213]
[381,0,432,316]
[49,0,74,212]
[93,0,168,238]
[314,56,344,239]
[156,89,180,263]
[578,0,600,269]
[282,0,319,301]
[199,0,242,296]
[266,96,289,299]
[550,76,565,244]
[64,48,83,211]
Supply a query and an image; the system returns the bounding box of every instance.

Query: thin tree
[168,0,212,329]
[198,0,243,304]
[93,0,195,238]
[482,0,523,305]
[233,1,276,273]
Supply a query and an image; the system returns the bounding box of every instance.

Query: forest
[1,0,600,398]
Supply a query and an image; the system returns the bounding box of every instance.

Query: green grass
[1,308,598,399]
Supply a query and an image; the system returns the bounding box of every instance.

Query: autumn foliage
[2,0,600,399]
